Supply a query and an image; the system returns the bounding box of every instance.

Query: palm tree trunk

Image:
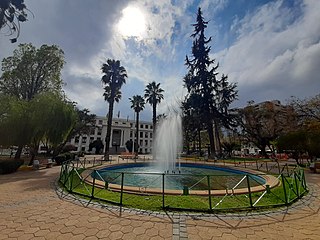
[136,112,139,155]
[152,102,156,135]
[105,100,114,160]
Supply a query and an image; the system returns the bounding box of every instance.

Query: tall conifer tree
[184,8,237,157]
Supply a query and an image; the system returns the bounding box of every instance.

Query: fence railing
[59,158,308,212]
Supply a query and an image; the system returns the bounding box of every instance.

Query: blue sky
[0,0,319,121]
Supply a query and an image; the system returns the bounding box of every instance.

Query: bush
[54,152,76,165]
[0,159,24,174]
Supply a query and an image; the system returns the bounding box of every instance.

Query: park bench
[33,159,53,170]
[118,152,136,160]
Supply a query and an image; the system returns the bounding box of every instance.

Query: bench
[33,159,53,170]
[118,152,136,160]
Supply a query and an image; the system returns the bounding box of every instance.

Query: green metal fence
[59,159,308,212]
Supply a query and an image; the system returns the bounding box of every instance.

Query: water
[153,113,183,173]
[98,164,266,190]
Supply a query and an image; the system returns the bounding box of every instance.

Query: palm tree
[144,81,164,134]
[101,59,127,160]
[129,95,145,154]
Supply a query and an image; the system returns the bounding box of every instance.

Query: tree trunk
[28,145,38,166]
[260,145,269,159]
[136,111,140,154]
[105,100,114,160]
[207,122,215,159]
[198,128,202,157]
[152,102,157,135]
[14,145,23,159]
[213,120,221,156]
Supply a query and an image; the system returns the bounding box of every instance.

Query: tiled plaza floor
[0,161,319,239]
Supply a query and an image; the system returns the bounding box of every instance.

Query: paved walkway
[0,164,319,239]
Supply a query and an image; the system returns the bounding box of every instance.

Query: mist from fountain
[153,113,183,173]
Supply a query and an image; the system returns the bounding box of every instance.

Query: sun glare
[117,6,146,38]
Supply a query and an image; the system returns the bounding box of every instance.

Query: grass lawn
[59,167,308,212]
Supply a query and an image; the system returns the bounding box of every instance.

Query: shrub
[54,152,76,165]
[0,159,24,174]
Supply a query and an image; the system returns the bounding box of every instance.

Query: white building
[69,116,153,154]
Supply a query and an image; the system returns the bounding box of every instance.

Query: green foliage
[183,8,238,156]
[277,124,320,159]
[0,0,29,42]
[144,81,164,131]
[54,152,76,165]
[0,158,24,174]
[129,95,145,152]
[1,44,64,101]
[0,92,77,158]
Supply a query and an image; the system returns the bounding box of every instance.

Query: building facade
[69,116,153,154]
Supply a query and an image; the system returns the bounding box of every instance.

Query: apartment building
[69,116,153,154]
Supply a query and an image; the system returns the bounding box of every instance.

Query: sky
[0,0,319,122]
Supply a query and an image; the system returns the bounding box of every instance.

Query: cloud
[215,0,320,106]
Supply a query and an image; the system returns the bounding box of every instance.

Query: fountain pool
[91,162,279,196]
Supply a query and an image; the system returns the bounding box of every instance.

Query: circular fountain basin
[90,162,279,196]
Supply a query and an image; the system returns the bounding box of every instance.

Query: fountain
[153,113,183,173]
[93,112,277,196]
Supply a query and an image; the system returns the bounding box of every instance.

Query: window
[90,128,95,135]
[130,123,133,127]
[130,131,132,137]
[145,140,148,146]
[97,128,102,135]
[140,132,143,138]
[150,133,153,138]
[97,137,101,140]
[82,137,87,144]
[81,147,85,151]
[145,132,148,138]
[145,125,148,129]
[98,119,103,125]
[75,136,79,144]
[150,125,153,129]
[140,124,143,128]
[90,137,94,142]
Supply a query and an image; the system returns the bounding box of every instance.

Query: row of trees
[100,59,164,159]
[0,43,95,164]
[216,95,320,162]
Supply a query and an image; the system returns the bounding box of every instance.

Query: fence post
[207,175,212,211]
[294,171,300,198]
[162,173,165,209]
[69,166,74,192]
[256,159,258,170]
[120,172,124,206]
[281,174,288,205]
[93,157,96,166]
[246,175,253,208]
[84,157,86,169]
[91,170,96,199]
